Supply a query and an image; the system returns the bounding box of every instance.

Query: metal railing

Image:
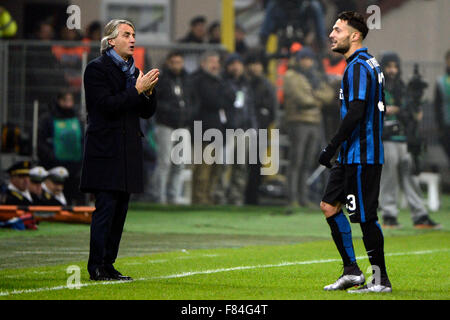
[0,40,447,182]
[0,40,226,137]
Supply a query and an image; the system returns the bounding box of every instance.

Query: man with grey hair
[190,51,235,204]
[80,19,159,281]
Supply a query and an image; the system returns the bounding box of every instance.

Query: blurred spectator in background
[434,49,450,161]
[332,0,358,14]
[178,15,208,73]
[151,51,197,204]
[322,48,346,79]
[217,53,256,206]
[190,51,235,205]
[28,166,48,204]
[259,0,327,51]
[0,6,18,38]
[235,24,249,56]
[83,21,102,42]
[1,161,33,205]
[179,15,207,43]
[52,27,86,96]
[283,47,334,209]
[41,166,69,206]
[38,89,84,205]
[244,52,278,205]
[26,20,67,107]
[379,52,441,229]
[139,118,158,201]
[322,48,345,143]
[35,20,55,41]
[82,21,102,62]
[59,26,82,41]
[208,21,221,44]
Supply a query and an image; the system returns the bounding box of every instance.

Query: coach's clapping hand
[318,144,338,168]
[135,69,159,95]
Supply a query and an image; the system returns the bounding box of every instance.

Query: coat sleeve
[197,77,235,111]
[83,62,143,117]
[314,81,335,106]
[139,88,157,119]
[283,71,320,110]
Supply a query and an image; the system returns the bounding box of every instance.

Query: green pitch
[0,196,449,300]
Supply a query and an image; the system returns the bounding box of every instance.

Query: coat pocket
[85,128,119,159]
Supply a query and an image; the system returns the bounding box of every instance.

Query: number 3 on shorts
[346,194,357,211]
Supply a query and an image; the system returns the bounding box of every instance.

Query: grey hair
[199,50,220,63]
[100,19,135,54]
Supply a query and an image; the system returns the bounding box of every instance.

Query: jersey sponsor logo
[339,88,344,100]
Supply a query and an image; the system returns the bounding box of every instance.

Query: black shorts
[322,163,382,223]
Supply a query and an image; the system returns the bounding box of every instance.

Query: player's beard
[332,38,351,55]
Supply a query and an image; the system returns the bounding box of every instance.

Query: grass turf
[0,196,449,300]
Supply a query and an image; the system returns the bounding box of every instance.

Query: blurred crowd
[0,2,449,222]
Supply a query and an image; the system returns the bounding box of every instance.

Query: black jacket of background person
[247,74,277,129]
[1,188,33,206]
[190,69,235,133]
[223,73,257,131]
[155,66,197,129]
[80,54,157,194]
[380,53,406,141]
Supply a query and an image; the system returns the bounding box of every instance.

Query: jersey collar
[346,47,368,64]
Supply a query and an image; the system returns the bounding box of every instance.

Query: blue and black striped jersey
[338,47,386,164]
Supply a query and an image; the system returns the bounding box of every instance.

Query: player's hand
[318,144,337,168]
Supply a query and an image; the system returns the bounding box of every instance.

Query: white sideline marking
[0,248,448,297]
[123,253,221,265]
[13,251,89,255]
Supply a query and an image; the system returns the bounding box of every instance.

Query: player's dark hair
[337,11,369,40]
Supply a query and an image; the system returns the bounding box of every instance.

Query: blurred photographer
[283,47,334,208]
[379,52,440,229]
[434,49,450,160]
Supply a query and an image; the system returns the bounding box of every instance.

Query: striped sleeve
[347,63,370,102]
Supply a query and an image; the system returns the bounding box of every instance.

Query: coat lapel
[102,54,141,89]
[102,54,126,88]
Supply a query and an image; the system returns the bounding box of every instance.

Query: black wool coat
[80,54,157,194]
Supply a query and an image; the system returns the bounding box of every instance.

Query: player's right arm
[319,63,370,167]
